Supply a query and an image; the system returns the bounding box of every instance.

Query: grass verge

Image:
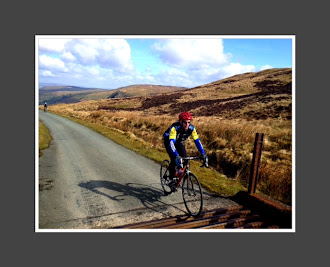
[39,120,52,157]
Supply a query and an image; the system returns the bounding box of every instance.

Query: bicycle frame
[160,156,205,216]
[173,156,200,189]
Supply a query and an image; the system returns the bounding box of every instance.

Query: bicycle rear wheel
[182,172,203,217]
[160,160,172,195]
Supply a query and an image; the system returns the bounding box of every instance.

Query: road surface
[38,111,237,230]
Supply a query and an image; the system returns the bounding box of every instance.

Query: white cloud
[73,73,82,79]
[222,63,255,76]
[61,52,76,62]
[39,55,68,72]
[87,67,100,76]
[260,65,273,70]
[39,38,134,72]
[135,74,155,84]
[38,38,136,88]
[152,39,229,68]
[66,39,134,72]
[41,70,56,77]
[70,42,98,64]
[150,38,258,87]
[39,39,71,53]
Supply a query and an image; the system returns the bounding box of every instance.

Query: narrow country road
[38,111,237,230]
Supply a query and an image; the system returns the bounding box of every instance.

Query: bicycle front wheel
[182,172,203,217]
[160,160,172,195]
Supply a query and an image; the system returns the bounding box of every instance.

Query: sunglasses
[182,121,191,124]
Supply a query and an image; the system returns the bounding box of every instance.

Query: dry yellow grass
[39,120,52,157]
[40,68,293,204]
[46,102,292,205]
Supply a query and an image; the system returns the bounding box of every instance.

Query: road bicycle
[160,156,207,217]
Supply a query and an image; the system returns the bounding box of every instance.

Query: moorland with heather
[41,68,293,205]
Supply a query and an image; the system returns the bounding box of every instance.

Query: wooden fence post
[248,133,264,194]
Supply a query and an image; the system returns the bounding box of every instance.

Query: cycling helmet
[179,112,193,121]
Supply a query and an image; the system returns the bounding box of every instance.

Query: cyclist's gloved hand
[202,154,209,167]
[175,155,183,168]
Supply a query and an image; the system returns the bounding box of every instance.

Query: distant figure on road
[163,111,208,184]
[44,102,48,112]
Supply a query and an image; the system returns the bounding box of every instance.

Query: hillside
[82,84,187,100]
[39,86,107,105]
[95,68,292,120]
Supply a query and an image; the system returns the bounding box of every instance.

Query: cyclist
[163,112,208,188]
[44,102,48,112]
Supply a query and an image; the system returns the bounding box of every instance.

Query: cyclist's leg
[164,138,176,179]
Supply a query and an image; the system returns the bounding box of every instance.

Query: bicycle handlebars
[181,156,201,160]
[181,156,209,168]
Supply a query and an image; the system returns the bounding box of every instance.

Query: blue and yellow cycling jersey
[163,121,205,157]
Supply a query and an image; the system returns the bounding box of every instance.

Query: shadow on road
[78,180,185,214]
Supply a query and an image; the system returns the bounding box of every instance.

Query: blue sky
[37,36,293,89]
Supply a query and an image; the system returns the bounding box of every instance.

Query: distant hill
[83,84,187,101]
[39,82,65,88]
[39,85,104,92]
[39,86,107,105]
[96,68,292,120]
[39,84,187,105]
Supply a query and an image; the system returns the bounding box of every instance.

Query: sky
[37,35,293,89]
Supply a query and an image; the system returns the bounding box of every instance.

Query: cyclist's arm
[191,128,205,155]
[169,127,179,157]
